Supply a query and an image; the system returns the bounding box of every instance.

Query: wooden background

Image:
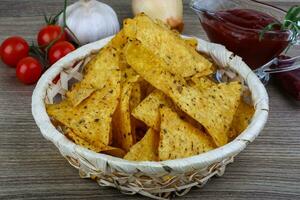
[0,0,299,199]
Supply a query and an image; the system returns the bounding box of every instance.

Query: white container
[32,35,269,200]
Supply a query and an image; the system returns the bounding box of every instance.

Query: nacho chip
[133,89,204,131]
[129,82,143,144]
[126,41,242,146]
[123,18,137,40]
[121,67,140,84]
[132,90,173,130]
[66,46,121,106]
[190,76,216,92]
[112,82,136,151]
[47,70,121,145]
[130,82,142,111]
[112,66,140,151]
[123,14,212,77]
[173,105,205,131]
[159,107,215,161]
[124,128,159,161]
[109,29,127,50]
[62,126,125,157]
[192,69,213,79]
[153,18,197,49]
[108,30,129,70]
[65,83,96,107]
[227,101,255,139]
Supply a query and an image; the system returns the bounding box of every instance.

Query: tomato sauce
[201,9,291,69]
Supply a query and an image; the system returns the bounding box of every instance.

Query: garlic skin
[58,0,120,45]
[132,0,184,32]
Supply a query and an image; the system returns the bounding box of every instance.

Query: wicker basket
[32,35,269,200]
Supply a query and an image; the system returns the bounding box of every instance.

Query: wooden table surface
[0,0,299,199]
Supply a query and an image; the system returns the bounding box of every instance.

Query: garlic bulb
[58,0,120,45]
[132,0,184,32]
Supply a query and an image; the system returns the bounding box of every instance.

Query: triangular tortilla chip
[132,90,173,130]
[126,41,242,146]
[132,89,204,131]
[112,67,140,151]
[159,107,215,161]
[66,46,122,106]
[47,69,121,145]
[227,100,255,140]
[62,127,125,157]
[109,29,128,50]
[124,128,159,161]
[112,77,139,151]
[123,14,212,77]
[65,82,96,107]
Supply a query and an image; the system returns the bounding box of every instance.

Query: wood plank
[0,0,299,200]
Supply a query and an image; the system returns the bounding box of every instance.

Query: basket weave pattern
[32,36,269,200]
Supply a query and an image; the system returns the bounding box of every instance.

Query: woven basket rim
[32,35,269,173]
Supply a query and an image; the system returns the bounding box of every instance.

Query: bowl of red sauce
[190,0,293,70]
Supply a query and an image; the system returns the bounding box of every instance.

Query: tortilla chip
[190,76,216,92]
[121,67,140,84]
[65,83,96,107]
[132,89,204,132]
[109,29,127,50]
[132,90,173,130]
[123,14,212,77]
[173,105,205,131]
[129,82,142,144]
[159,107,215,161]
[124,128,159,161]
[112,82,136,151]
[125,41,242,146]
[107,30,129,70]
[47,70,121,145]
[192,69,213,79]
[130,83,142,111]
[66,46,121,106]
[227,101,255,139]
[112,66,140,151]
[153,19,197,49]
[62,126,125,157]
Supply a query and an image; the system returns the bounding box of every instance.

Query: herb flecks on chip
[124,128,159,161]
[124,13,212,78]
[46,13,253,160]
[159,107,215,161]
[125,40,242,146]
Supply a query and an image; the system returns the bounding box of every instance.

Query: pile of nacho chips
[46,14,254,162]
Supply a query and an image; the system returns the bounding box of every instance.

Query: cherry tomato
[48,41,75,65]
[16,57,42,85]
[37,25,67,48]
[0,36,29,67]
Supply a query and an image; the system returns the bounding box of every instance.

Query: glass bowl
[190,0,300,84]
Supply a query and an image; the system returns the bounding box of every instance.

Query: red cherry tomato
[16,57,42,85]
[0,36,29,67]
[48,41,75,65]
[37,25,67,48]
